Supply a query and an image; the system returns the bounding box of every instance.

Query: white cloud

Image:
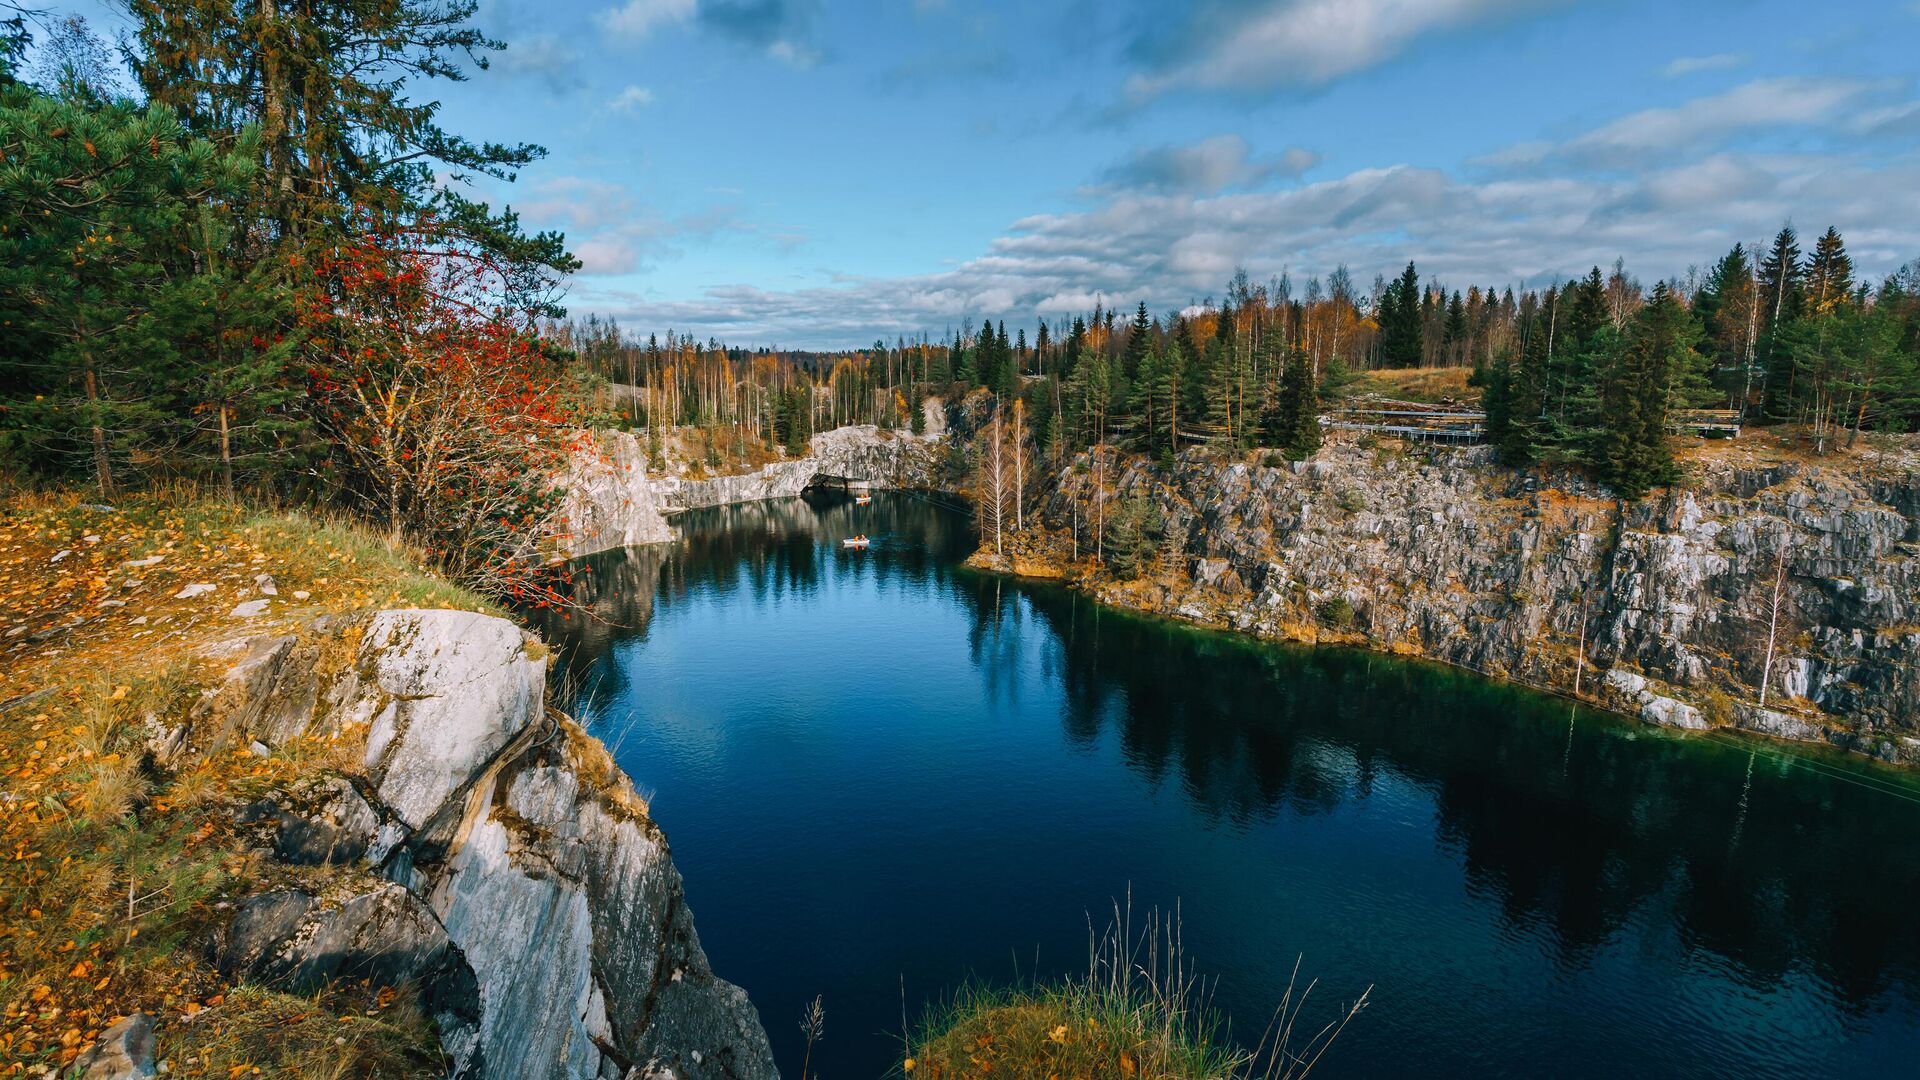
[767,39,822,68]
[607,85,656,113]
[1094,135,1318,195]
[1126,0,1568,99]
[1661,53,1747,78]
[598,0,696,39]
[565,148,1920,347]
[1856,101,1920,137]
[574,237,646,275]
[1573,77,1871,156]
[514,176,795,278]
[494,33,581,88]
[1478,77,1885,168]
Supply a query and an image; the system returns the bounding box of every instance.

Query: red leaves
[294,214,581,607]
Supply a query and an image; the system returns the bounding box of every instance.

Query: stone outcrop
[1037,439,1920,764]
[179,609,775,1079]
[563,424,939,557]
[563,431,677,555]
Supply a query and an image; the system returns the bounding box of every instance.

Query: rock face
[188,609,776,1079]
[1042,440,1920,764]
[563,424,939,557]
[563,431,677,556]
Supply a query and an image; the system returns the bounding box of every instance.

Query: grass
[1346,365,1475,404]
[0,486,488,1076]
[902,904,1367,1080]
[156,985,443,1079]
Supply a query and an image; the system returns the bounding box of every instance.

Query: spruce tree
[1444,290,1467,364]
[1381,262,1423,366]
[0,81,258,491]
[1804,227,1854,315]
[125,0,571,289]
[1122,301,1152,383]
[1276,347,1321,459]
[1595,283,1705,497]
[1481,353,1517,459]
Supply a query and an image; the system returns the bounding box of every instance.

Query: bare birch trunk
[1759,544,1789,708]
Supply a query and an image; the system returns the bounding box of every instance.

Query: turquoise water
[540,493,1920,1079]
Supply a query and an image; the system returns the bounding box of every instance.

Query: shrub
[1319,597,1358,629]
[1104,496,1160,581]
[302,218,584,607]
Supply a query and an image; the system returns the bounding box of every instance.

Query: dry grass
[1673,423,1919,477]
[904,904,1367,1080]
[661,424,787,479]
[1346,366,1475,405]
[0,488,485,1075]
[156,984,442,1079]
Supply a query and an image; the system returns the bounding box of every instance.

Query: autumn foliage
[301,217,587,606]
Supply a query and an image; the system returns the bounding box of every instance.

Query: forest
[5,2,1920,603]
[562,227,1920,502]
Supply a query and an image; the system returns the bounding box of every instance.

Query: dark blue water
[542,493,1920,1079]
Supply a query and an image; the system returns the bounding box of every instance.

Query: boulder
[70,1013,155,1080]
[356,609,547,831]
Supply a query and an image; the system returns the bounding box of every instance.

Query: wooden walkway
[1329,403,1743,445]
[1331,404,1486,444]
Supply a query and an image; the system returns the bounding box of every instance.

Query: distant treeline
[563,225,1919,499]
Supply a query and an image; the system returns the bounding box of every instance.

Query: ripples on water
[535,493,1920,1080]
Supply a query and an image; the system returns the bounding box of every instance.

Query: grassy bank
[902,907,1366,1080]
[0,488,490,1077]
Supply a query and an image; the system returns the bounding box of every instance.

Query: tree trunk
[1759,544,1789,708]
[1014,399,1024,532]
[219,404,234,499]
[1573,596,1589,696]
[82,344,113,499]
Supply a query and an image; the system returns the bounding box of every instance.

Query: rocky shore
[562,425,940,558]
[176,608,776,1079]
[1011,436,1920,765]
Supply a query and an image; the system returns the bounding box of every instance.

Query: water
[539,493,1920,1079]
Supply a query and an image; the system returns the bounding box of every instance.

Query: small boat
[854,494,873,505]
[842,535,871,549]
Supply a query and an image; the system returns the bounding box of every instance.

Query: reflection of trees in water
[537,493,1920,1014]
[537,492,979,701]
[1004,583,1920,1010]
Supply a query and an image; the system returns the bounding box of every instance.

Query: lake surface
[540,493,1920,1079]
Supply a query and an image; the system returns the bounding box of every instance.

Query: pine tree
[1130,346,1167,463]
[1758,225,1804,418]
[1380,262,1423,366]
[1804,227,1854,315]
[125,0,571,288]
[1276,347,1321,459]
[1104,495,1159,580]
[1481,352,1517,460]
[1695,243,1759,412]
[1122,301,1152,383]
[1064,316,1087,381]
[0,82,259,492]
[993,321,1012,397]
[1595,283,1706,497]
[1444,290,1467,364]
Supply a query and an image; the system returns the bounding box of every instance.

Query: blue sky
[42,0,1920,347]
